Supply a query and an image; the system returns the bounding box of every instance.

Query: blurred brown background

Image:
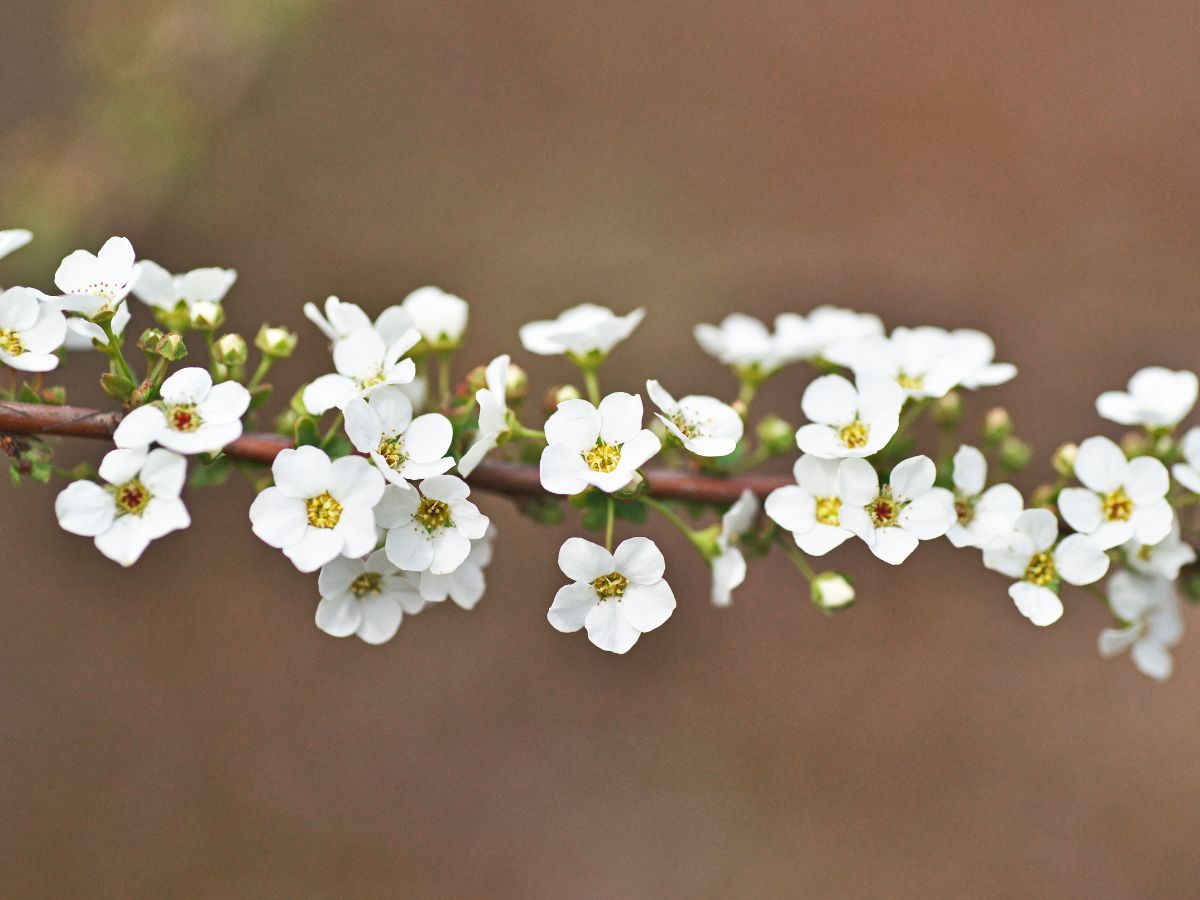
[3,1,1200,896]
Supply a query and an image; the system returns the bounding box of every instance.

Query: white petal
[838,457,879,504]
[620,579,676,631]
[558,537,614,583]
[55,481,115,536]
[272,446,331,498]
[644,379,675,412]
[1130,500,1172,547]
[343,398,383,453]
[385,528,435,572]
[1073,436,1127,493]
[900,488,955,539]
[1055,534,1110,586]
[597,392,644,445]
[539,444,590,495]
[544,399,601,451]
[406,414,453,461]
[197,381,250,423]
[139,448,187,498]
[1058,488,1103,536]
[889,455,935,501]
[1131,640,1174,680]
[430,529,472,574]
[327,456,385,508]
[160,367,213,406]
[112,405,166,450]
[795,523,853,556]
[1009,582,1063,627]
[1015,508,1059,552]
[303,374,355,414]
[355,595,404,644]
[584,601,641,653]
[315,593,363,638]
[97,446,148,484]
[249,488,307,548]
[868,527,920,565]
[283,526,344,572]
[613,537,666,584]
[1124,456,1168,504]
[952,445,987,496]
[548,582,596,632]
[93,515,153,567]
[801,374,858,425]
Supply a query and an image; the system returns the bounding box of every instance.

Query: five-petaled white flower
[983,508,1110,626]
[0,286,67,372]
[315,549,427,645]
[1096,366,1198,429]
[53,236,137,348]
[55,446,190,566]
[302,327,420,414]
[1171,427,1200,495]
[646,379,743,458]
[249,446,385,572]
[548,536,676,654]
[1098,572,1184,680]
[402,286,469,350]
[459,354,511,477]
[795,374,903,459]
[376,476,490,574]
[946,445,1023,549]
[131,260,236,328]
[418,526,495,609]
[838,455,956,564]
[765,454,854,556]
[711,490,759,607]
[303,295,414,348]
[0,228,32,261]
[1058,436,1171,550]
[520,303,645,361]
[693,313,814,376]
[826,327,967,399]
[344,386,454,487]
[539,393,661,495]
[114,367,250,455]
[1125,515,1195,580]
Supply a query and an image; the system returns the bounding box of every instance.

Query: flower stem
[894,397,931,442]
[436,351,453,409]
[321,412,344,447]
[509,420,545,442]
[582,367,601,405]
[100,321,136,385]
[777,536,816,583]
[605,496,615,551]
[642,495,709,555]
[247,356,273,391]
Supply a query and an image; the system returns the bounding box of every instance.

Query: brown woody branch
[0,401,788,504]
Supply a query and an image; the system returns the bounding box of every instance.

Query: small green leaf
[248,383,273,411]
[189,456,231,488]
[581,506,607,531]
[323,435,353,459]
[99,372,136,401]
[18,383,41,404]
[294,416,320,447]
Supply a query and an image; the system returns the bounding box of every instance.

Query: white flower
[376,476,490,574]
[1171,427,1200,494]
[520,303,645,360]
[827,326,965,399]
[539,393,661,495]
[402,286,468,350]
[249,446,385,572]
[0,286,67,372]
[646,379,743,457]
[0,228,32,260]
[55,446,190,566]
[344,385,454,487]
[1096,366,1198,429]
[304,295,413,347]
[983,509,1110,626]
[811,571,856,610]
[765,454,854,556]
[946,329,1016,389]
[693,313,814,375]
[315,549,426,645]
[52,236,138,349]
[795,374,903,459]
[418,526,495,609]
[946,445,1023,548]
[548,536,676,653]
[805,306,884,360]
[1125,515,1195,580]
[302,327,420,414]
[838,455,956,564]
[1099,571,1183,680]
[459,354,511,477]
[1058,436,1171,549]
[711,490,759,607]
[131,260,236,327]
[113,367,250,454]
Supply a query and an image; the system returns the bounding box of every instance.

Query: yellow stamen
[1102,487,1133,522]
[584,441,621,473]
[592,571,628,600]
[306,491,343,529]
[815,496,842,526]
[415,497,452,532]
[1024,551,1057,586]
[113,478,150,516]
[839,420,869,450]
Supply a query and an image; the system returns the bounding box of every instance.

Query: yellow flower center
[305,491,343,528]
[815,496,842,526]
[378,436,407,470]
[669,412,696,439]
[592,571,628,600]
[350,572,382,597]
[113,478,150,516]
[867,489,900,527]
[838,420,869,450]
[1102,487,1133,522]
[1024,551,1057,586]
[584,441,622,473]
[415,497,452,532]
[897,372,924,391]
[358,370,386,389]
[0,328,23,356]
[166,403,202,432]
[955,495,975,525]
[1136,544,1153,562]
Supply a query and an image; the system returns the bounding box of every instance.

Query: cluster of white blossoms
[5,228,1199,676]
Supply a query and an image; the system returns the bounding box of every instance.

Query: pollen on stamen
[838,420,869,450]
[815,496,842,526]
[167,403,203,433]
[584,441,621,473]
[306,491,343,529]
[591,571,628,600]
[1102,487,1134,522]
[113,478,151,516]
[0,328,22,356]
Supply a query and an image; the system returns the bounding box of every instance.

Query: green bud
[612,471,647,500]
[256,324,298,359]
[1030,484,1057,508]
[1000,436,1033,471]
[931,391,963,428]
[465,365,489,393]
[189,301,225,331]
[506,363,529,400]
[41,385,67,405]
[213,333,249,367]
[1051,442,1078,477]
[812,571,855,610]
[138,328,166,353]
[755,415,794,455]
[983,407,1012,444]
[155,332,188,361]
[100,372,136,401]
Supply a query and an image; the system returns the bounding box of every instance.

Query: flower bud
[155,332,188,361]
[256,325,298,359]
[983,407,1012,444]
[1121,431,1151,458]
[138,328,165,353]
[506,363,529,400]
[99,372,136,401]
[812,571,855,610]
[1030,484,1057,508]
[213,333,248,367]
[612,471,647,500]
[465,365,488,393]
[1051,442,1078,477]
[544,384,581,413]
[999,436,1032,471]
[189,300,225,331]
[755,415,795,455]
[931,391,963,428]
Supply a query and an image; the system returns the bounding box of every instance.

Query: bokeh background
[3,1,1200,896]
